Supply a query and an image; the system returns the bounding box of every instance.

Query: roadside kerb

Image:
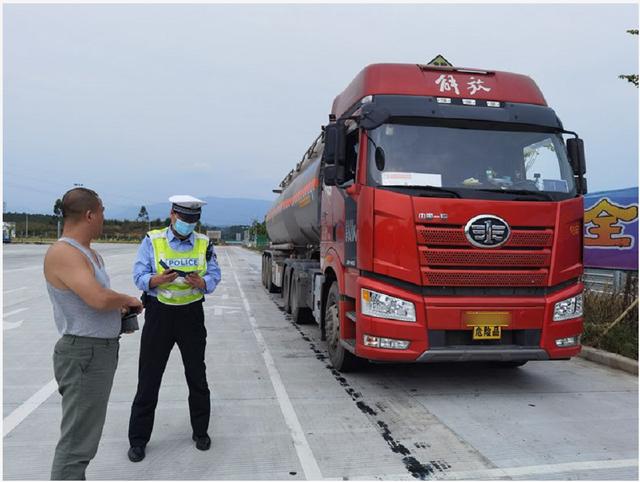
[579,345,638,375]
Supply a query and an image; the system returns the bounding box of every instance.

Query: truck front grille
[416,225,553,287]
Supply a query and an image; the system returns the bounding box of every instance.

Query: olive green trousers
[51,335,119,480]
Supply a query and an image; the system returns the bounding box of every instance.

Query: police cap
[169,195,207,223]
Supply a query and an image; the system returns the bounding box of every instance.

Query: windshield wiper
[474,188,553,201]
[383,185,461,198]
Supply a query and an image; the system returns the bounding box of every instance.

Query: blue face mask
[174,218,197,236]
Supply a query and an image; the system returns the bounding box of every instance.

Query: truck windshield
[367,123,576,199]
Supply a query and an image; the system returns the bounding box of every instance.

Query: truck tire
[266,260,278,293]
[261,255,268,288]
[291,276,313,324]
[325,281,361,371]
[283,266,292,314]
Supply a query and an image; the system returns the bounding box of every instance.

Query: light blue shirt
[133,227,221,298]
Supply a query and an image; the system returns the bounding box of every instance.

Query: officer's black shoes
[128,446,146,462]
[192,434,211,451]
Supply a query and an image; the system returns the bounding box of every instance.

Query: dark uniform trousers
[128,296,210,447]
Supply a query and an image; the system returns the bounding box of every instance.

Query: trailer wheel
[325,282,361,371]
[266,260,278,293]
[283,266,292,314]
[261,254,268,288]
[291,275,313,324]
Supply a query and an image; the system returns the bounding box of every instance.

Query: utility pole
[25,213,29,238]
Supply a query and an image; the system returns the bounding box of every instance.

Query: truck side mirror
[324,165,337,186]
[322,123,346,166]
[566,138,586,176]
[566,137,587,195]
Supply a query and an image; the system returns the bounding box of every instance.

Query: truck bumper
[416,347,549,363]
[354,275,583,363]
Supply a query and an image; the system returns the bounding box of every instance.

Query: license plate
[471,325,501,340]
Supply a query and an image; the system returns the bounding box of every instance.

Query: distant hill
[106,196,272,226]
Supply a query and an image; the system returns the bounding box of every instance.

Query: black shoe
[128,446,146,462]
[192,434,211,451]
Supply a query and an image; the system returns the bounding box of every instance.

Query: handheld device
[159,259,189,277]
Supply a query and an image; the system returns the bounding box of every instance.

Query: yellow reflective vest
[148,227,209,305]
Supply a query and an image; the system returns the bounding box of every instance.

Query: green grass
[582,288,638,360]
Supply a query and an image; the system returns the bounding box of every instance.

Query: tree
[137,205,149,222]
[53,198,63,238]
[137,205,150,231]
[619,29,638,87]
[53,199,63,217]
[249,218,267,237]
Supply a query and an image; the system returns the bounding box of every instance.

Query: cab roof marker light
[487,101,501,107]
[456,68,490,75]
[462,99,476,106]
[436,97,452,104]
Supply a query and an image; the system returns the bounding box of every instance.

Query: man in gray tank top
[44,188,143,480]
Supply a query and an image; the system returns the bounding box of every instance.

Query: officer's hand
[151,269,179,287]
[185,273,206,290]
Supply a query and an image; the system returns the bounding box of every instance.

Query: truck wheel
[283,267,292,314]
[291,276,313,324]
[266,261,278,293]
[261,255,268,288]
[325,282,361,371]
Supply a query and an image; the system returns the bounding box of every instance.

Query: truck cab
[318,63,586,370]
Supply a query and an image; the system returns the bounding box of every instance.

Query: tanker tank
[266,139,323,248]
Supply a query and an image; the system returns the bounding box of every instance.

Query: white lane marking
[4,287,27,295]
[210,305,242,316]
[225,248,323,480]
[322,458,640,481]
[3,379,58,437]
[3,320,24,330]
[4,308,28,317]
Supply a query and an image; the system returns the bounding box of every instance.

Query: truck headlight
[361,289,416,322]
[553,293,583,321]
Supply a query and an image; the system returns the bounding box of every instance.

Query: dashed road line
[225,248,323,480]
[3,379,58,437]
[4,308,28,318]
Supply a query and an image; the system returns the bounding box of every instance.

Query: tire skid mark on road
[278,306,450,480]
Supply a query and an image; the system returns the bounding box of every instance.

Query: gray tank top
[46,237,121,338]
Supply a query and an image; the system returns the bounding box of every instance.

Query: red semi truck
[262,62,587,371]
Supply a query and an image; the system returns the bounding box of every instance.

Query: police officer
[128,195,221,462]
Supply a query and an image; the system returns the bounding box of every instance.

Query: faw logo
[345,220,357,243]
[464,215,510,248]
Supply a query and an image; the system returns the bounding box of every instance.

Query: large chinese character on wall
[584,187,638,270]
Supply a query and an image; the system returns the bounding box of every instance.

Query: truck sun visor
[357,95,562,130]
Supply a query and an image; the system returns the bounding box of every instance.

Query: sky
[3,3,639,216]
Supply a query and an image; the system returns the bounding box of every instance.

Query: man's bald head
[61,188,102,222]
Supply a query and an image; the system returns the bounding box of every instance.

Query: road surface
[3,243,638,479]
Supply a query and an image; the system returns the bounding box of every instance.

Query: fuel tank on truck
[266,147,323,247]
